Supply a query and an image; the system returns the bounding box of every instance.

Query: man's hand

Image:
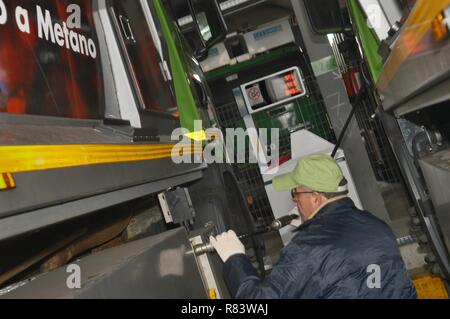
[209,230,245,263]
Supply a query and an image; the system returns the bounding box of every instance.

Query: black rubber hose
[331,85,367,158]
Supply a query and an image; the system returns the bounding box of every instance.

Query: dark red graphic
[0,0,103,119]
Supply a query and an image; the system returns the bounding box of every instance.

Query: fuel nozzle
[190,214,299,256]
[269,214,298,231]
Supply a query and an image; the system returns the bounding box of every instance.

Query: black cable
[331,85,367,158]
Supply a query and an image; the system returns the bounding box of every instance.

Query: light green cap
[273,154,344,193]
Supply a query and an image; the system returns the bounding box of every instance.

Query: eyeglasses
[291,189,316,199]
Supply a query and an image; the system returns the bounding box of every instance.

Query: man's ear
[313,192,327,205]
[312,192,322,205]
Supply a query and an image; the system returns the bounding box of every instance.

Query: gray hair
[302,186,347,199]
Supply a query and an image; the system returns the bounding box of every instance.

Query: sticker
[311,55,338,77]
[253,25,283,41]
[208,47,219,57]
[246,85,264,107]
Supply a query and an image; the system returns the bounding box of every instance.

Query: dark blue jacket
[223,198,417,299]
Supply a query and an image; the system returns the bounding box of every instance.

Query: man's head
[273,154,348,221]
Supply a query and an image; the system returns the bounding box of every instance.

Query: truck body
[0,0,256,298]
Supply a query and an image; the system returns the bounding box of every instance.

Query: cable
[331,84,367,158]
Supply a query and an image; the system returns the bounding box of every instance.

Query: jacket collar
[294,197,355,232]
[306,195,349,221]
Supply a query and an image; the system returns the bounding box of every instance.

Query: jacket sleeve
[223,245,311,299]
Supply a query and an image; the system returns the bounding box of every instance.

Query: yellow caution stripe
[413,275,449,299]
[0,144,203,174]
[378,0,450,90]
[208,288,217,300]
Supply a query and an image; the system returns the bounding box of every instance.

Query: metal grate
[214,101,274,227]
[232,164,275,227]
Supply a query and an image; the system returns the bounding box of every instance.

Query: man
[210,154,417,299]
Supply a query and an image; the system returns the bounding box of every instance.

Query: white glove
[209,230,245,263]
[289,206,303,228]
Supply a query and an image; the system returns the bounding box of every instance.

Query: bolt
[425,254,436,264]
[411,217,421,226]
[418,235,428,244]
[408,207,418,217]
[430,264,442,275]
[204,222,215,228]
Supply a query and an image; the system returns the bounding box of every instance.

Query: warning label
[246,85,265,107]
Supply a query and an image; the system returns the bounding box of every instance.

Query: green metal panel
[153,0,200,132]
[348,0,384,82]
[253,95,336,156]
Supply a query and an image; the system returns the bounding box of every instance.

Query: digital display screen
[241,67,306,114]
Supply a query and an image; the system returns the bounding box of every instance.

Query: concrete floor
[376,182,430,273]
[378,182,413,238]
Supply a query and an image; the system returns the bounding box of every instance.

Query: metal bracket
[158,187,196,226]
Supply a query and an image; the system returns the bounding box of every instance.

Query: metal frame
[0,167,204,242]
[96,0,141,127]
[191,235,223,299]
[141,0,163,59]
[373,1,450,278]
[378,111,450,279]
[0,1,209,241]
[393,77,450,117]
[106,0,181,130]
[0,113,102,127]
[1,229,208,298]
[376,1,450,114]
[380,39,450,115]
[177,0,269,27]
[289,0,390,222]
